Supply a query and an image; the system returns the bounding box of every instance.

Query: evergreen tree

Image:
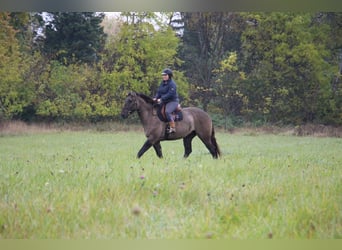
[43,12,106,65]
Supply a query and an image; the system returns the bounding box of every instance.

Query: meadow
[0,128,341,239]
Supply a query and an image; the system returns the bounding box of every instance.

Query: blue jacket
[155,79,179,103]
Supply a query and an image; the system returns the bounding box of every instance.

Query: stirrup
[167,127,176,134]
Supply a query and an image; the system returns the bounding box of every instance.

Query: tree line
[0,12,341,126]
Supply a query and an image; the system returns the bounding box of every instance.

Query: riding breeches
[165,101,179,122]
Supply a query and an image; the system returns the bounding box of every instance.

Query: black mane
[136,92,154,104]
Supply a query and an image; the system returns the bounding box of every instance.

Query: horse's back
[182,107,213,129]
[183,107,212,119]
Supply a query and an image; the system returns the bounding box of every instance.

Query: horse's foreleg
[137,140,153,158]
[153,142,163,158]
[183,131,196,158]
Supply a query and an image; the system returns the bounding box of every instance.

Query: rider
[153,68,179,134]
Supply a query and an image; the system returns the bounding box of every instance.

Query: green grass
[0,131,341,239]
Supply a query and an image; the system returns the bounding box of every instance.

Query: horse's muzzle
[121,109,132,119]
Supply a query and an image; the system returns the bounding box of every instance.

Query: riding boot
[168,121,176,134]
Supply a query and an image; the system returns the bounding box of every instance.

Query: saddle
[155,103,183,123]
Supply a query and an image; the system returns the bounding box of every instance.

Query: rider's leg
[165,102,178,133]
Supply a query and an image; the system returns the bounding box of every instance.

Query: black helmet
[161,68,173,78]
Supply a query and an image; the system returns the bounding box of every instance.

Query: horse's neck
[137,100,154,127]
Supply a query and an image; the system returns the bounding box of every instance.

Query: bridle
[127,92,139,115]
[125,92,158,116]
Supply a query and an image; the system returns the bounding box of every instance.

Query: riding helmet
[161,68,173,78]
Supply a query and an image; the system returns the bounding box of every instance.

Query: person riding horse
[153,68,179,134]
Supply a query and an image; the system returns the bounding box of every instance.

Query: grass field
[0,129,341,239]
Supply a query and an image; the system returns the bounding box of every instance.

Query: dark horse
[121,92,221,159]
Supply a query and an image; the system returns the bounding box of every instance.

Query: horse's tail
[211,125,221,158]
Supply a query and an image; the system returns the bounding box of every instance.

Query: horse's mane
[136,92,155,105]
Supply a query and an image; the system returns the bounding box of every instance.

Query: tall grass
[0,131,341,238]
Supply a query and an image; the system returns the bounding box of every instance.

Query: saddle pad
[156,104,183,122]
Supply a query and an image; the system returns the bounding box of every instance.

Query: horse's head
[121,92,138,119]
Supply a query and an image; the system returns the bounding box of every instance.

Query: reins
[134,93,159,117]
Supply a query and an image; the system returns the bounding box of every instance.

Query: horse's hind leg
[153,142,163,158]
[183,131,196,158]
[203,140,218,158]
[197,133,219,159]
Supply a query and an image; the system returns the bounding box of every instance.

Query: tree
[179,12,245,111]
[43,12,106,65]
[213,52,247,116]
[33,60,115,121]
[8,12,45,53]
[241,12,336,124]
[101,12,189,107]
[0,13,33,121]
[313,12,342,125]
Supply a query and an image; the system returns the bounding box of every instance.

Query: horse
[121,92,221,159]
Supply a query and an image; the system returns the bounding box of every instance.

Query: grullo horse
[121,92,221,159]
